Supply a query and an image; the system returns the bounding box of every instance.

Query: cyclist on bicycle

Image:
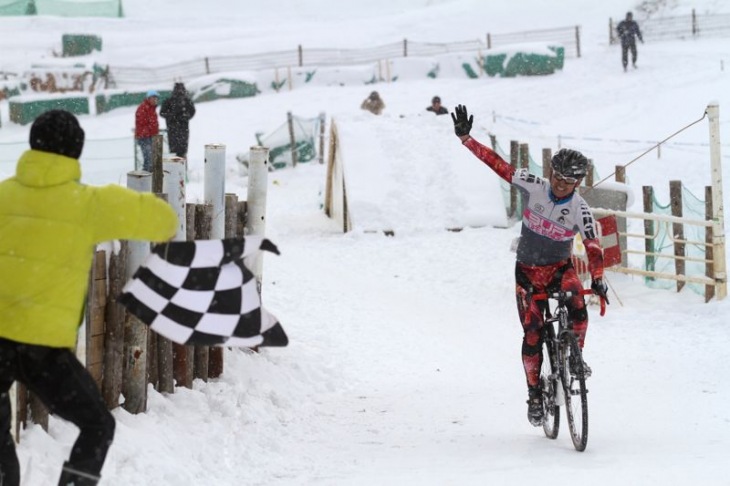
[451,105,609,427]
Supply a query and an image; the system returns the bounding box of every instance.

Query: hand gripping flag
[119,237,287,348]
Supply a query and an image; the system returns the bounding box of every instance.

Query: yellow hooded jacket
[0,149,178,348]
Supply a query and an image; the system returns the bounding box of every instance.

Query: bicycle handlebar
[531,288,606,316]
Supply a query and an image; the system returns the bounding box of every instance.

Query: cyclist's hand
[591,278,610,305]
[451,104,473,138]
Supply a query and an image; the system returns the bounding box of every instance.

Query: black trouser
[0,337,115,486]
[621,41,638,68]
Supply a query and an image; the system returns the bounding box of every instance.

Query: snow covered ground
[1,0,730,484]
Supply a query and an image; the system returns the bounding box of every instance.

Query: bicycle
[532,288,606,452]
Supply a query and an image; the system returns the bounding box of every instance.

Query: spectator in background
[0,110,177,486]
[160,82,196,159]
[427,96,448,115]
[134,90,160,171]
[616,11,644,72]
[361,91,385,115]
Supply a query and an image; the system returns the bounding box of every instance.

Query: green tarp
[10,96,90,125]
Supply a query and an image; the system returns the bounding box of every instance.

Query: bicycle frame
[532,288,604,451]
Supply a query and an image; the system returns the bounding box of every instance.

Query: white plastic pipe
[204,144,226,240]
[162,157,187,242]
[126,171,153,278]
[246,146,270,284]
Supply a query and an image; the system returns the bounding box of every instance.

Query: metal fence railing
[107,26,581,88]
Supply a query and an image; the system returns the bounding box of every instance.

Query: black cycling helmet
[550,148,589,179]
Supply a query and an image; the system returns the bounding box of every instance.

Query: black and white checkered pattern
[119,237,287,348]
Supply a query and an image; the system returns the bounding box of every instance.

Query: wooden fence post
[318,112,326,165]
[613,165,628,268]
[152,134,164,194]
[325,126,337,217]
[207,193,243,379]
[643,186,656,281]
[518,143,530,215]
[87,250,107,390]
[172,205,196,389]
[706,186,715,302]
[103,242,127,409]
[584,159,593,187]
[154,193,175,394]
[608,17,616,45]
[193,203,213,382]
[28,391,48,432]
[147,322,158,390]
[542,148,551,179]
[237,200,248,238]
[575,25,581,58]
[670,180,686,292]
[225,194,239,237]
[489,134,497,151]
[509,140,519,219]
[287,112,298,168]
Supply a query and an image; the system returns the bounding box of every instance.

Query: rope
[588,109,708,191]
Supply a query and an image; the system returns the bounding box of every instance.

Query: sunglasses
[552,171,579,184]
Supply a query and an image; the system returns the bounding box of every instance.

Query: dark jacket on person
[160,83,196,157]
[617,19,643,46]
[427,105,448,115]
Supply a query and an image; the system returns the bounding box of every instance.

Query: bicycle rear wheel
[561,332,588,451]
[540,327,560,439]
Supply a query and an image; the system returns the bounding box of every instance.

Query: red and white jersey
[462,137,604,277]
[512,168,597,266]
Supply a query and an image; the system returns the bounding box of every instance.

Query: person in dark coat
[616,11,644,71]
[426,96,448,115]
[160,83,196,158]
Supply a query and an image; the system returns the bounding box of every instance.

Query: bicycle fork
[545,321,566,407]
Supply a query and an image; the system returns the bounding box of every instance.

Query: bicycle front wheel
[540,327,560,439]
[561,332,588,451]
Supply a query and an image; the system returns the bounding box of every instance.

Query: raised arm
[451,104,515,183]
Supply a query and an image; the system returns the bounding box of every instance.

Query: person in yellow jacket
[0,110,177,486]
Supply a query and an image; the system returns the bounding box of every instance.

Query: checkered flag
[119,237,287,348]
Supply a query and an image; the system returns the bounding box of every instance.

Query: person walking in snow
[0,110,177,486]
[616,11,644,71]
[134,90,160,171]
[450,104,609,427]
[160,82,196,159]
